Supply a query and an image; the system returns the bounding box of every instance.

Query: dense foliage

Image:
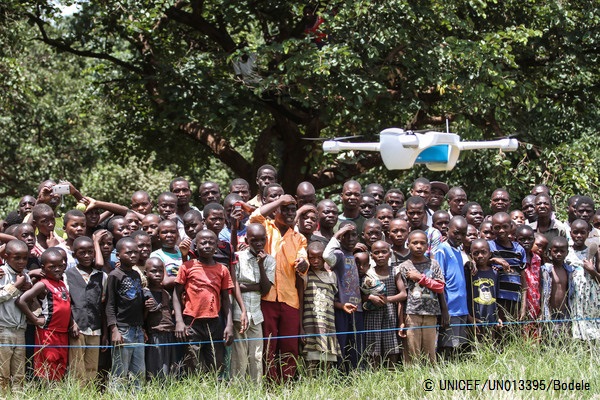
[1,1,598,215]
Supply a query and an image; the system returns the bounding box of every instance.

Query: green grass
[6,337,600,399]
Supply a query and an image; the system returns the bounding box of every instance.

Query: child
[540,236,573,336]
[0,240,31,389]
[93,229,114,274]
[322,222,364,372]
[302,241,341,371]
[65,236,107,384]
[173,230,234,373]
[479,221,495,241]
[488,212,528,323]
[144,257,176,380]
[13,223,41,270]
[363,240,406,366]
[375,204,395,242]
[180,209,203,260]
[141,213,162,251]
[150,219,182,290]
[566,219,600,340]
[533,233,549,264]
[435,217,469,358]
[16,247,71,381]
[156,192,178,221]
[131,230,152,288]
[515,225,542,335]
[105,237,145,389]
[57,209,87,270]
[398,231,445,364]
[30,204,63,257]
[388,218,410,265]
[432,210,451,242]
[510,210,526,226]
[231,223,275,382]
[466,239,501,341]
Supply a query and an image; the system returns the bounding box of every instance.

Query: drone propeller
[301,135,363,141]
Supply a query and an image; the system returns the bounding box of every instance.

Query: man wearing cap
[428,181,449,213]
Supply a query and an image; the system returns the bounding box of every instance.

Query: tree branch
[165,6,236,52]
[309,153,383,190]
[179,122,253,180]
[26,12,143,74]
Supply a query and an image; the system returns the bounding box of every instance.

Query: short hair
[257,164,277,178]
[246,223,266,237]
[405,196,426,208]
[63,209,85,225]
[385,188,404,197]
[534,193,552,205]
[363,218,383,228]
[447,186,466,200]
[169,177,189,192]
[575,196,595,210]
[4,211,23,227]
[31,204,54,220]
[307,241,325,253]
[338,220,357,230]
[73,236,93,250]
[157,219,177,230]
[407,229,427,242]
[116,237,137,252]
[471,238,489,251]
[550,236,568,248]
[41,247,64,265]
[432,210,450,220]
[570,219,590,231]
[342,180,361,191]
[462,201,481,216]
[515,224,534,237]
[262,183,283,199]
[183,209,203,221]
[223,193,243,208]
[130,230,150,239]
[107,216,126,233]
[229,178,250,190]
[203,203,225,216]
[131,190,151,201]
[157,192,177,203]
[411,177,430,188]
[567,195,582,207]
[5,239,28,255]
[195,229,217,242]
[375,204,394,213]
[365,183,384,192]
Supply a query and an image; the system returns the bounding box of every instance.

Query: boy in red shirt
[173,230,234,373]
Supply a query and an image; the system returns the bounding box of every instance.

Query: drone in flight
[321,128,519,171]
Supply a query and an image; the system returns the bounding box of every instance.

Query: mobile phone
[234,202,242,212]
[52,184,70,195]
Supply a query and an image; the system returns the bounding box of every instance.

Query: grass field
[6,337,600,399]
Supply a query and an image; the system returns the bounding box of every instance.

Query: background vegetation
[1,1,598,216]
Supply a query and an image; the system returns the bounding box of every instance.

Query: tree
[3,1,599,210]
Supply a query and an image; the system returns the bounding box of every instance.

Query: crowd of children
[0,170,599,390]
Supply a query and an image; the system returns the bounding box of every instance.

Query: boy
[432,210,451,242]
[510,210,526,226]
[249,193,308,382]
[466,239,501,340]
[57,209,87,270]
[150,219,182,290]
[131,230,152,287]
[180,209,203,260]
[144,257,176,380]
[173,230,234,373]
[141,213,162,251]
[540,236,573,336]
[105,237,145,389]
[30,204,63,257]
[359,194,376,219]
[323,222,363,372]
[488,212,528,322]
[17,247,71,381]
[361,218,383,252]
[13,223,41,270]
[398,230,445,364]
[231,223,275,382]
[435,217,469,358]
[515,225,542,332]
[65,236,107,384]
[156,192,178,222]
[405,196,442,258]
[388,218,410,265]
[0,240,31,389]
[375,204,394,242]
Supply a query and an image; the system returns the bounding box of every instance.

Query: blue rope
[2,316,597,349]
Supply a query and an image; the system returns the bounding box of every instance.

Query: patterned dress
[567,246,600,340]
[364,265,400,357]
[303,269,341,361]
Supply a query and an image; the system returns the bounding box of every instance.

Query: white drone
[322,128,519,171]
